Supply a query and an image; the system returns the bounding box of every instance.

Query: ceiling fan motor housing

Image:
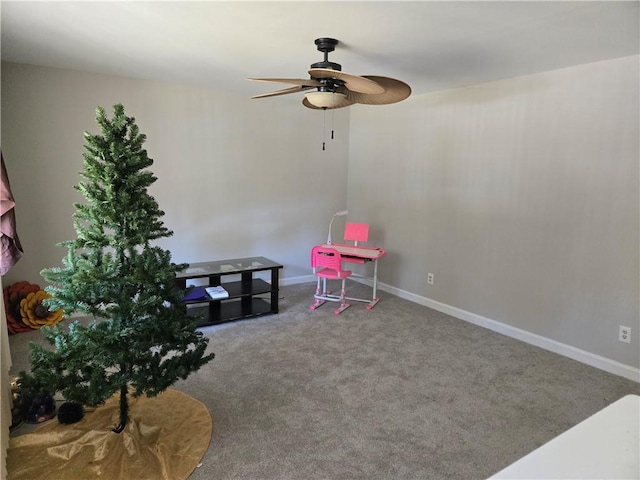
[311,37,342,71]
[317,78,345,93]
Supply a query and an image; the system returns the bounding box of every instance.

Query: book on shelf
[205,285,229,299]
[182,286,209,302]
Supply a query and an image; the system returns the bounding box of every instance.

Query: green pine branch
[20,104,214,432]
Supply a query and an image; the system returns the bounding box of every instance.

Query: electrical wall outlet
[427,273,434,285]
[619,326,631,344]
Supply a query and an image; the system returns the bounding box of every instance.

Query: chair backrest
[344,223,369,246]
[311,245,343,272]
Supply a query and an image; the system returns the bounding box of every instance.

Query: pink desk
[320,242,387,309]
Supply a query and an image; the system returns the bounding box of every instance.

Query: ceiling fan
[247,38,411,110]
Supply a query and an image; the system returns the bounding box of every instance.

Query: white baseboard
[285,275,639,382]
[377,282,640,383]
[281,274,315,286]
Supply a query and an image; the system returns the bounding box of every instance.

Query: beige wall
[348,55,639,371]
[1,56,638,379]
[0,62,350,287]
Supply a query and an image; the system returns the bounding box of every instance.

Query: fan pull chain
[320,108,336,150]
[322,108,327,151]
[331,109,335,140]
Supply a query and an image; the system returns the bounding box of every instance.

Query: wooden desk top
[320,243,387,260]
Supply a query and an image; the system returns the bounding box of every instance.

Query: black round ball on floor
[57,401,84,424]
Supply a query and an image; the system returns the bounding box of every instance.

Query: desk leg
[366,259,381,310]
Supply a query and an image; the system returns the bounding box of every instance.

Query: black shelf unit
[176,257,283,326]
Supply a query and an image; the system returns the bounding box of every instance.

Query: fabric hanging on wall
[0,153,23,276]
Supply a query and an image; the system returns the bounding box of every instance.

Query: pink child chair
[310,245,352,315]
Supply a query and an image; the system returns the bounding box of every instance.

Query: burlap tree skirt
[7,389,212,480]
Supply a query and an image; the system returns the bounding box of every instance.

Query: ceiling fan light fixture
[305,91,347,109]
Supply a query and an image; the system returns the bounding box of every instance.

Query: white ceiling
[1,1,638,99]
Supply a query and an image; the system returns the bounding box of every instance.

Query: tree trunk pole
[112,384,129,433]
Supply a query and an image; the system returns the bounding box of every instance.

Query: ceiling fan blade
[251,85,316,99]
[342,76,411,105]
[302,96,354,110]
[309,68,385,94]
[247,77,322,87]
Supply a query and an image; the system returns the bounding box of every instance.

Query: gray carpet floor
[9,283,640,479]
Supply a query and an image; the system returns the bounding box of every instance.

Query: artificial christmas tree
[19,104,214,433]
